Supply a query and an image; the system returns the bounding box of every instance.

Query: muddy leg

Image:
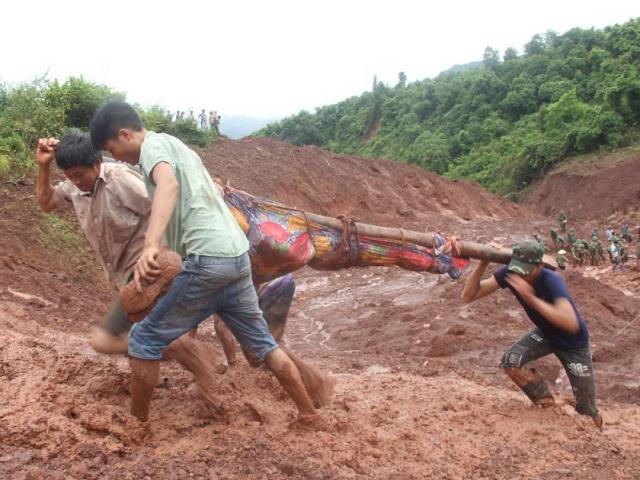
[265,348,328,431]
[265,348,315,415]
[280,346,335,408]
[129,358,160,422]
[90,326,128,354]
[503,367,555,407]
[501,329,555,407]
[214,317,238,366]
[164,334,225,415]
[163,335,220,382]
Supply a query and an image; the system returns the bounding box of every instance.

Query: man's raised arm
[461,260,500,303]
[35,137,60,213]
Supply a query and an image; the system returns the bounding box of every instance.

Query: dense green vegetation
[259,18,640,197]
[0,76,216,178]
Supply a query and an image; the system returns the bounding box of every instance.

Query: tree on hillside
[483,47,500,70]
[503,47,519,62]
[397,72,407,88]
[524,33,545,56]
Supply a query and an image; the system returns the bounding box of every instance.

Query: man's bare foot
[289,412,331,432]
[123,418,152,445]
[534,396,556,408]
[310,374,336,409]
[593,413,604,431]
[194,384,228,419]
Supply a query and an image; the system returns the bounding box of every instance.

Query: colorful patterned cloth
[220,183,470,284]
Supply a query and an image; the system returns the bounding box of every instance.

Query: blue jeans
[128,252,279,361]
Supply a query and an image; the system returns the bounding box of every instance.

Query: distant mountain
[438,60,483,75]
[219,116,281,139]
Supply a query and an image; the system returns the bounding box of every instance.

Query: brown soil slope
[525,148,640,220]
[199,137,532,232]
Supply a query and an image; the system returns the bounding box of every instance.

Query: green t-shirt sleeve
[141,138,176,186]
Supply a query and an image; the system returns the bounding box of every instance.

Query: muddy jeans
[128,252,279,361]
[500,328,598,418]
[103,275,293,339]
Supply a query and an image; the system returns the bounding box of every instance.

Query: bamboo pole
[305,212,558,270]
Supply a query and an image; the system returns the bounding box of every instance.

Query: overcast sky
[1,0,637,118]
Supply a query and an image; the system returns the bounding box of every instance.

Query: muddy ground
[1,138,639,479]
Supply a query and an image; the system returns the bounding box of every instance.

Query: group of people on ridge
[174,109,220,133]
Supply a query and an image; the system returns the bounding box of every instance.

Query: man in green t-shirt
[90,101,326,431]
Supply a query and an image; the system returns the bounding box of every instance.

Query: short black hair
[89,101,144,150]
[55,132,102,170]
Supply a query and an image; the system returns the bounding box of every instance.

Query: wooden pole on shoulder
[305,212,558,270]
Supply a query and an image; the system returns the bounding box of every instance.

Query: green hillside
[0,77,217,178]
[259,19,640,197]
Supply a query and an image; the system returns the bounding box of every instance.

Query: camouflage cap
[508,240,544,275]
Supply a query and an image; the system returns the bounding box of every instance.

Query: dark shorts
[500,328,598,418]
[257,273,295,329]
[102,296,134,336]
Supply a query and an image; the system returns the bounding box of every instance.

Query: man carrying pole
[461,240,603,430]
[90,101,327,431]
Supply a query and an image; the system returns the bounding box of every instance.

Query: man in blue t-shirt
[461,240,602,429]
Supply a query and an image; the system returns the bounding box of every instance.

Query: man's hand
[134,245,162,291]
[505,274,535,304]
[35,138,59,166]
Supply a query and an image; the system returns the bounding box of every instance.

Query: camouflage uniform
[587,240,599,266]
[572,241,585,266]
[556,250,567,270]
[550,228,560,252]
[591,229,605,263]
[558,210,568,234]
[618,240,628,265]
[567,229,578,264]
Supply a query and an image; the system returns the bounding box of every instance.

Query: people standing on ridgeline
[209,110,221,134]
[199,109,208,130]
[188,110,195,124]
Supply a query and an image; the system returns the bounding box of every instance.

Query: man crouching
[461,240,603,429]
